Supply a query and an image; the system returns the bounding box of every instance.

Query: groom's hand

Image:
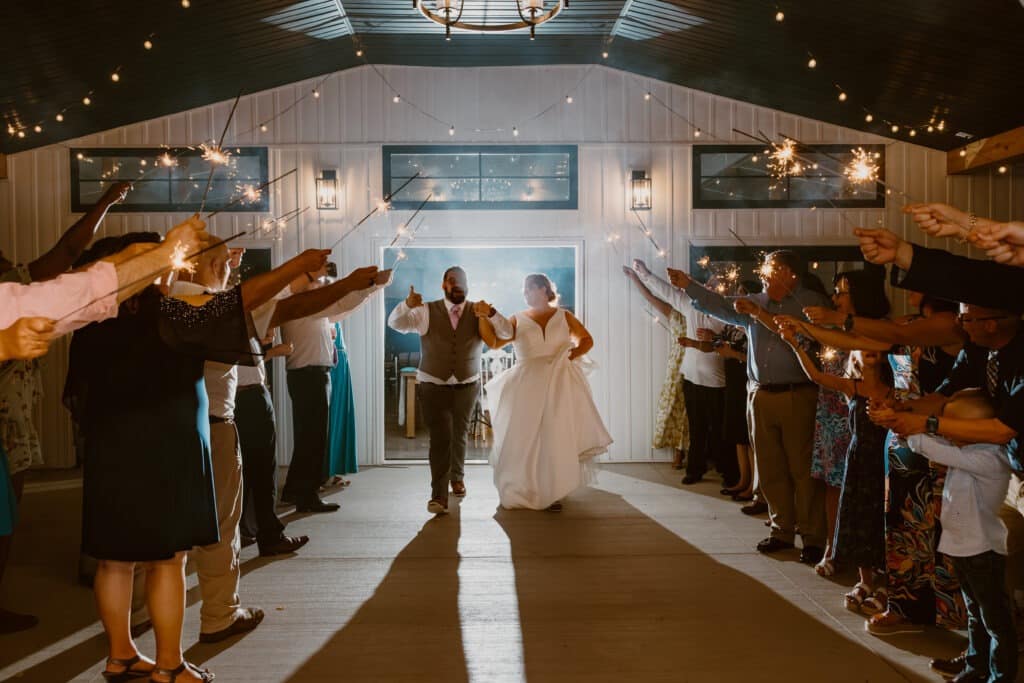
[406,285,423,309]
[473,300,493,317]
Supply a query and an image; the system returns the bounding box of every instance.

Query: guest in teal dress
[0,446,14,537]
[326,322,358,481]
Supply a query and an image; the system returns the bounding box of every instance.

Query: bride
[477,274,613,511]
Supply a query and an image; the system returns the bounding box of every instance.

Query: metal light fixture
[316,169,339,210]
[631,170,652,210]
[413,0,567,41]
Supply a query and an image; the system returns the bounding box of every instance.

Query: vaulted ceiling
[3,0,1024,154]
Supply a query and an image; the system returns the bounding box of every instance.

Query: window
[383,145,578,210]
[70,147,269,213]
[692,145,885,209]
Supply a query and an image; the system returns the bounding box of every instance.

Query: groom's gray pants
[418,381,479,501]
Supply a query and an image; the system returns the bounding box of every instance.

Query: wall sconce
[630,170,651,210]
[316,169,339,210]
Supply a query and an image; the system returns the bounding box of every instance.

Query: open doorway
[381,243,580,462]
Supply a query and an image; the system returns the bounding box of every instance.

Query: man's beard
[447,289,467,305]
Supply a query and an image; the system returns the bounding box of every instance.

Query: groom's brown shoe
[427,498,449,515]
[451,481,466,497]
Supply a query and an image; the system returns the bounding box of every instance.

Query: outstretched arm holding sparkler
[25,182,132,282]
[800,306,965,348]
[777,325,857,398]
[775,315,891,353]
[623,266,673,319]
[0,318,56,362]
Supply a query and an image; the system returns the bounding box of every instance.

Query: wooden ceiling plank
[947,125,1024,175]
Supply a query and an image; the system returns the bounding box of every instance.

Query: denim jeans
[952,551,1018,682]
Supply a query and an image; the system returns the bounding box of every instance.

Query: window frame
[69,146,270,213]
[382,144,578,211]
[692,144,886,209]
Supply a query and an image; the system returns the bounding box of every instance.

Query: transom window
[693,144,885,209]
[383,145,578,210]
[70,147,269,213]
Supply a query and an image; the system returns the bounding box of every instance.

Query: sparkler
[631,210,667,258]
[766,138,800,180]
[237,183,262,204]
[198,91,243,214]
[327,172,421,251]
[819,346,838,363]
[206,168,297,218]
[843,147,879,184]
[169,242,196,274]
[643,307,671,331]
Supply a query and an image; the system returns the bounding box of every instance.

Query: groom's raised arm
[387,285,429,335]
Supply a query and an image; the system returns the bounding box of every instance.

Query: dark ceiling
[3,0,1024,155]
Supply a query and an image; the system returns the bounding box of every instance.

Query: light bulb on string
[838,91,847,102]
[83,96,92,106]
[891,124,899,133]
[144,39,153,50]
[565,95,573,103]
[6,125,15,135]
[448,125,455,136]
[644,92,651,101]
[76,152,84,160]
[259,123,268,132]
[111,71,120,83]
[807,57,817,69]
[998,166,1008,174]
[313,89,320,99]
[775,10,784,21]
[864,113,873,123]
[55,113,64,122]
[17,131,25,138]
[356,48,364,57]
[959,149,967,157]
[512,126,519,137]
[927,125,934,133]
[392,94,401,103]
[909,129,917,137]
[181,0,190,7]
[602,51,609,59]
[33,125,42,133]
[937,121,945,131]
[694,128,702,137]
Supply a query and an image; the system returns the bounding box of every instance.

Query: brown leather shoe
[198,607,265,643]
[451,481,467,497]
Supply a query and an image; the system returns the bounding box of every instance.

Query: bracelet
[958,212,977,244]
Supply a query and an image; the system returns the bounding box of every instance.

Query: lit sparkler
[844,147,879,185]
[200,142,230,166]
[237,183,262,203]
[158,152,177,167]
[819,346,838,363]
[697,255,711,269]
[170,242,196,274]
[767,138,800,180]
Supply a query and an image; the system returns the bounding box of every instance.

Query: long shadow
[282,510,468,682]
[492,487,939,683]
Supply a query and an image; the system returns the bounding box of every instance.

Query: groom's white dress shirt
[388,298,513,385]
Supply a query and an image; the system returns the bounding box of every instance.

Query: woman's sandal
[102,655,152,681]
[861,587,888,617]
[814,557,836,577]
[843,582,871,614]
[150,662,214,683]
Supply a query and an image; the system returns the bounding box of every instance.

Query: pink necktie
[450,305,461,330]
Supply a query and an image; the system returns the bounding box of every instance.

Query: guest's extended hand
[854,227,908,267]
[774,314,806,337]
[777,324,799,347]
[165,215,210,256]
[803,306,841,327]
[374,269,394,287]
[971,221,1024,267]
[632,259,652,277]
[868,406,926,437]
[903,203,971,239]
[264,342,294,360]
[296,249,332,276]
[0,317,56,361]
[733,298,760,317]
[101,181,133,207]
[341,265,380,290]
[622,265,639,280]
[666,268,691,289]
[695,327,715,342]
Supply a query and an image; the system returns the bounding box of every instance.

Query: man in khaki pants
[670,250,831,564]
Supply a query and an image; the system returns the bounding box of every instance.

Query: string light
[891,124,899,133]
[111,72,120,83]
[17,131,25,138]
[864,113,873,123]
[644,92,652,101]
[259,123,268,132]
[837,91,847,102]
[775,10,784,21]
[76,152,84,160]
[998,166,1008,174]
[392,94,401,103]
[602,51,609,59]
[55,113,64,122]
[959,149,967,157]
[908,129,917,137]
[448,125,455,136]
[7,124,15,135]
[83,96,92,106]
[807,57,816,69]
[181,0,190,7]
[313,89,320,99]
[512,126,519,136]
[565,95,573,103]
[926,124,934,133]
[356,49,364,57]
[144,39,153,50]
[937,120,945,131]
[694,128,702,137]
[33,125,42,133]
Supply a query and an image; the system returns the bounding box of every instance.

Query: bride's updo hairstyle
[525,273,559,304]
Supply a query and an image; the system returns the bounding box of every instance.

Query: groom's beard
[447,289,467,305]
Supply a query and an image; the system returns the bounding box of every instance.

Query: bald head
[192,241,231,291]
[958,303,1020,348]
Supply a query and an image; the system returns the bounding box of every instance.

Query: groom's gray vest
[419,299,482,382]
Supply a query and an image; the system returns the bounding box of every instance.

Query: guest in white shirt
[906,389,1016,683]
[633,260,728,486]
[280,264,390,511]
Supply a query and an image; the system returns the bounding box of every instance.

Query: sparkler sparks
[767,138,800,180]
[200,143,230,165]
[158,153,177,167]
[170,242,196,274]
[844,147,880,185]
[697,255,711,270]
[237,183,262,203]
[819,346,838,363]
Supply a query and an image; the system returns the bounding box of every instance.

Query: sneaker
[427,498,449,515]
[929,652,967,679]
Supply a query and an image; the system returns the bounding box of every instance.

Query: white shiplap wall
[2,64,1022,468]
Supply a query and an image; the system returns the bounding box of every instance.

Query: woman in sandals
[777,322,893,618]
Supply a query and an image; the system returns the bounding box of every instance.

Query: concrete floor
[0,463,974,682]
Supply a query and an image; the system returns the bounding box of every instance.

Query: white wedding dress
[485,308,613,510]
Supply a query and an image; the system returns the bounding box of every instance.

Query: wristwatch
[925,415,939,435]
[842,314,854,332]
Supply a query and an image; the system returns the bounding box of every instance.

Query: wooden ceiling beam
[0,154,6,180]
[947,124,1024,174]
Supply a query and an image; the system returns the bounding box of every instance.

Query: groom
[388,266,512,514]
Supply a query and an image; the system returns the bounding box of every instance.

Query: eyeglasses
[956,314,1010,325]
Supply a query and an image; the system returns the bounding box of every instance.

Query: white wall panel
[2,64,1020,469]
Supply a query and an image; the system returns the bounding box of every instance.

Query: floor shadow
[282,510,468,682]
[492,487,937,683]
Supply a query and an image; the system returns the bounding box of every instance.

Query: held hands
[342,265,380,290]
[803,306,841,327]
[733,298,760,317]
[165,216,210,256]
[903,203,971,239]
[632,259,652,277]
[473,300,493,317]
[0,317,56,361]
[296,249,332,276]
[406,285,424,309]
[666,268,692,289]
[853,227,904,265]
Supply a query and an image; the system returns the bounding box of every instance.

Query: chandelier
[412,0,568,41]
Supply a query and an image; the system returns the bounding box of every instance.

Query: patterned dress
[883,347,966,628]
[810,350,852,488]
[653,310,689,451]
[0,265,43,476]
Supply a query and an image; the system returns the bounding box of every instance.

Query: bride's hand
[473,300,493,317]
[568,346,581,361]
